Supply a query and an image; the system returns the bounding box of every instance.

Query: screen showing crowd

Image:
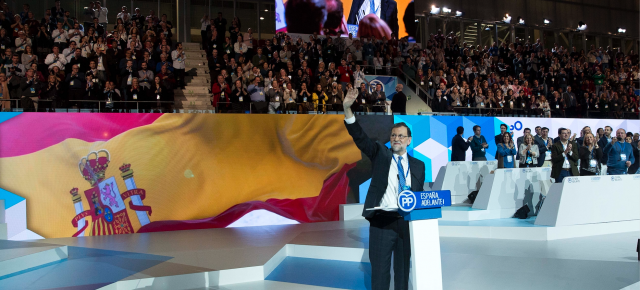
[276,0,416,40]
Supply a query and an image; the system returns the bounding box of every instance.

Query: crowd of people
[0,5,637,117]
[0,0,182,112]
[208,10,640,117]
[452,124,640,181]
[208,10,429,114]
[421,31,640,119]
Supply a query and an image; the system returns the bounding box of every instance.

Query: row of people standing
[450,124,639,183]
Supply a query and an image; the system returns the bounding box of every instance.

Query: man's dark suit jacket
[534,135,549,166]
[345,119,425,220]
[390,91,406,114]
[550,140,579,179]
[451,135,469,161]
[347,0,399,37]
[597,136,611,164]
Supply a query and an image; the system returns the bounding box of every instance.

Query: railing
[1,99,176,113]
[391,66,433,108]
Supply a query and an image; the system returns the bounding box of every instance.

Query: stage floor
[1,219,638,290]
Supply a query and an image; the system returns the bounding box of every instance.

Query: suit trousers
[369,212,411,290]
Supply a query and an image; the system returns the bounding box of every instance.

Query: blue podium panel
[398,190,452,213]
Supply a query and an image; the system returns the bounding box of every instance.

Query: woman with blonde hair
[578,132,603,176]
[519,133,539,168]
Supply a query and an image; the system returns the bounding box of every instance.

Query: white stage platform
[0,218,637,290]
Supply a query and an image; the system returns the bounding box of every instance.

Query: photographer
[5,54,25,77]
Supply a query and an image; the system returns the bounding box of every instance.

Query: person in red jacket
[337,59,353,89]
[211,74,231,110]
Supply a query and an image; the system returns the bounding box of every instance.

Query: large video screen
[276,0,416,39]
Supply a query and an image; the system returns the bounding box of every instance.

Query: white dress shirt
[560,141,572,168]
[345,116,411,210]
[358,0,381,23]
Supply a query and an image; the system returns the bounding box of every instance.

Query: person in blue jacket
[469,125,489,161]
[496,132,517,168]
[602,128,635,175]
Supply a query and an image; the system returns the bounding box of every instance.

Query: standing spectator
[337,59,352,89]
[451,126,471,161]
[44,46,67,70]
[602,129,635,175]
[213,12,226,43]
[390,84,406,114]
[578,132,603,176]
[497,132,517,168]
[233,35,247,61]
[117,6,130,22]
[51,23,68,49]
[93,1,108,27]
[200,14,209,50]
[469,125,489,161]
[536,127,553,167]
[550,128,579,183]
[518,133,539,168]
[211,74,230,109]
[171,42,186,89]
[266,80,283,114]
[51,0,65,20]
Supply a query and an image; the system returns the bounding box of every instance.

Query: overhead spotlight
[264,9,268,12]
[517,17,525,25]
[430,5,441,14]
[503,14,511,24]
[455,10,463,17]
[415,19,419,22]
[485,26,491,31]
[442,7,451,13]
[577,21,587,31]
[543,19,551,25]
[618,27,626,33]
[259,17,264,20]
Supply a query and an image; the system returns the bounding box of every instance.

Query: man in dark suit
[347,0,399,37]
[534,127,553,167]
[431,90,448,112]
[451,126,472,161]
[495,123,509,145]
[390,84,406,114]
[342,90,425,290]
[550,128,579,183]
[597,126,613,164]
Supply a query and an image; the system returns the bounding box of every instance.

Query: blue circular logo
[398,190,417,212]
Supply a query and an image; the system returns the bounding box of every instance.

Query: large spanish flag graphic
[0,113,361,238]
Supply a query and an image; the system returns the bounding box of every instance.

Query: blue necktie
[369,0,377,15]
[397,156,406,193]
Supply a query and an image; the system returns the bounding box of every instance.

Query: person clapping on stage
[496,132,517,168]
[602,128,635,175]
[518,133,539,168]
[578,132,603,176]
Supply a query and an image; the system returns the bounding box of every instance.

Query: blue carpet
[0,246,172,290]
[266,257,372,290]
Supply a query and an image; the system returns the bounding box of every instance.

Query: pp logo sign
[398,190,417,212]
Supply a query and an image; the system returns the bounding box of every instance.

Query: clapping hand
[611,137,617,145]
[343,89,357,109]
[565,143,572,154]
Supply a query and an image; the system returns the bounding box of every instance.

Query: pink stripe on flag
[0,113,162,158]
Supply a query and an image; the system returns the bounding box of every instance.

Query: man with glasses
[340,90,425,290]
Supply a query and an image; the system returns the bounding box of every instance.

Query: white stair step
[174,94,211,101]
[182,86,210,93]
